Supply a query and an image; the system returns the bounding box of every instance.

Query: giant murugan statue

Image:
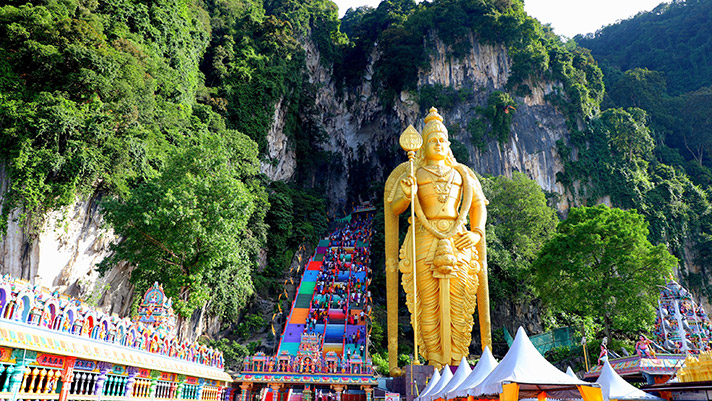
[384,107,491,374]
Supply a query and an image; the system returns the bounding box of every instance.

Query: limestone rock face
[0,170,134,317]
[301,32,570,213]
[261,97,297,181]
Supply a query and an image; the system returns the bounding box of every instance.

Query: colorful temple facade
[0,277,231,401]
[234,207,377,401]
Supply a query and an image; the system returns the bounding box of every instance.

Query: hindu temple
[0,277,231,401]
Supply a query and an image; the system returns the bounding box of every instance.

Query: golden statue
[384,107,491,373]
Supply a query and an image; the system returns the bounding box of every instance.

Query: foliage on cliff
[576,0,712,187]
[0,0,211,233]
[568,0,712,302]
[0,0,344,323]
[575,0,712,96]
[99,133,266,319]
[338,0,602,144]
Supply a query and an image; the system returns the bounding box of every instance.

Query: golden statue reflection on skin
[384,108,492,373]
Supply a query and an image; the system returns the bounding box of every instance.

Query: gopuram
[585,279,706,383]
[384,108,492,373]
[233,206,377,401]
[0,277,231,401]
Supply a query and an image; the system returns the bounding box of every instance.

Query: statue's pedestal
[404,364,435,401]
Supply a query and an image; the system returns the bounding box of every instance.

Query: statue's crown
[422,107,448,139]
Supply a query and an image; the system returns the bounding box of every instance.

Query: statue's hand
[454,231,481,249]
[400,174,417,198]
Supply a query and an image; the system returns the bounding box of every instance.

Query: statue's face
[424,131,450,161]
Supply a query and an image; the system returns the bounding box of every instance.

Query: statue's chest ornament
[424,166,456,203]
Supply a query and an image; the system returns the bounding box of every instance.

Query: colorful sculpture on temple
[635,335,656,358]
[384,108,491,372]
[653,280,712,353]
[137,282,176,332]
[598,337,609,365]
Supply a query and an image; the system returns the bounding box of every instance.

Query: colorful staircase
[277,214,373,362]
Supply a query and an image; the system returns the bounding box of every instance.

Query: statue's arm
[468,169,492,351]
[388,171,412,216]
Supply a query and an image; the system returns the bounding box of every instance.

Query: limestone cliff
[299,31,571,212]
[0,168,134,316]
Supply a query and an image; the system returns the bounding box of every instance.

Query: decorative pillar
[197,378,206,401]
[302,385,312,401]
[175,376,187,400]
[149,370,160,400]
[10,349,38,399]
[269,383,282,401]
[123,367,140,397]
[6,365,25,395]
[94,361,113,396]
[331,385,345,401]
[362,386,373,401]
[239,383,252,401]
[57,357,76,401]
[1,365,13,393]
[169,381,178,399]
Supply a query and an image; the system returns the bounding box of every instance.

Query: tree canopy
[99,133,267,319]
[483,172,559,302]
[533,205,677,338]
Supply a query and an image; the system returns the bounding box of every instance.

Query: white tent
[425,365,453,401]
[428,357,472,401]
[469,327,602,401]
[417,368,442,401]
[596,361,664,401]
[566,366,577,378]
[448,347,499,399]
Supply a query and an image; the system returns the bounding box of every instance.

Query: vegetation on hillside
[338,0,603,126]
[534,205,677,339]
[576,0,712,96]
[0,0,339,323]
[571,0,712,302]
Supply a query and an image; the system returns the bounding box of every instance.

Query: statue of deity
[384,108,491,372]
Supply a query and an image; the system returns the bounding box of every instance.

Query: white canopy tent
[417,367,442,401]
[424,365,454,401]
[566,367,577,378]
[596,361,664,401]
[448,347,499,399]
[428,357,472,401]
[469,327,603,401]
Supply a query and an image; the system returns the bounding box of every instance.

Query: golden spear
[399,125,423,365]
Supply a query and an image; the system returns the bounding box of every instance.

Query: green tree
[99,133,267,319]
[533,205,677,338]
[677,86,712,166]
[482,172,558,301]
[601,108,654,164]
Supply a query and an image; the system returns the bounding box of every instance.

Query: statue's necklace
[424,166,455,203]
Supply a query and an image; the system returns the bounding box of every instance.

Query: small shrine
[137,282,177,333]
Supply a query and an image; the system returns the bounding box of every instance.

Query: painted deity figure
[598,337,609,365]
[385,108,491,369]
[635,335,655,358]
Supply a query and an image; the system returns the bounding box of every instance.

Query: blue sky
[332,0,667,38]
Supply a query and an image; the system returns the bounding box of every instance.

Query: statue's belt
[415,218,460,234]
